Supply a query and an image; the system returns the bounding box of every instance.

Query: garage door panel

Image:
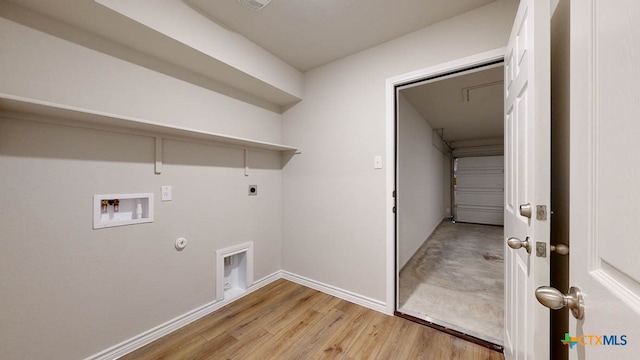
[456,155,504,169]
[455,155,504,225]
[455,190,504,207]
[456,206,504,226]
[456,173,504,189]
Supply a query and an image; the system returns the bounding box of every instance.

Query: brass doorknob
[507,236,531,253]
[535,286,584,320]
[551,243,569,255]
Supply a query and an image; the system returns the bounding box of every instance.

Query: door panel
[503,0,550,359]
[570,0,640,357]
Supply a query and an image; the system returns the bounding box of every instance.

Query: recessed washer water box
[93,193,154,229]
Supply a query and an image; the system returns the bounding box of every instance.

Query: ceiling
[3,0,498,73]
[2,0,505,124]
[188,0,497,72]
[401,65,504,143]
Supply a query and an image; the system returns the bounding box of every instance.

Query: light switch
[374,156,383,169]
[161,186,172,201]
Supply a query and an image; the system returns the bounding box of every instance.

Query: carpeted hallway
[398,220,504,344]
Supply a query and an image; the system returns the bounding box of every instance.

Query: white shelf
[0,93,298,153]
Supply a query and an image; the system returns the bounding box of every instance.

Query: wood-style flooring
[120,279,504,359]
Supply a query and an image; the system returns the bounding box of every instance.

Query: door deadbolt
[519,203,532,218]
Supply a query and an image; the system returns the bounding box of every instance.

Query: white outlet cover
[161,185,172,201]
[374,155,383,169]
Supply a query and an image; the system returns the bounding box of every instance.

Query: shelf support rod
[155,137,162,174]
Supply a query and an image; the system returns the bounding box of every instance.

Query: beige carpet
[399,220,504,344]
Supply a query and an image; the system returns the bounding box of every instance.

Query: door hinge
[393,206,396,213]
[392,190,396,198]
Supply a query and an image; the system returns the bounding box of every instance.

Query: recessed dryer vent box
[215,242,254,302]
[93,193,154,229]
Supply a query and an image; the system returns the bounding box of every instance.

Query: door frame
[384,47,507,313]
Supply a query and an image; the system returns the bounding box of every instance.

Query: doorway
[393,57,505,349]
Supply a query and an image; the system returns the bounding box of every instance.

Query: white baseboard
[84,271,282,360]
[85,270,388,360]
[281,271,388,314]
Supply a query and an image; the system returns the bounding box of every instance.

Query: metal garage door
[454,155,504,225]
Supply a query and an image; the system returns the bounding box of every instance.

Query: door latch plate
[536,242,547,257]
[536,205,547,221]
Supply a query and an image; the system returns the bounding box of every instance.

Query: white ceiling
[185,0,505,134]
[188,0,497,72]
[401,65,504,142]
[2,0,505,128]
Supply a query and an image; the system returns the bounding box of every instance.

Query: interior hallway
[399,220,504,344]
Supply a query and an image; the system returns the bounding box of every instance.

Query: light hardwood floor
[120,279,504,359]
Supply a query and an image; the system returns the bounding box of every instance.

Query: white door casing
[569,0,640,357]
[385,48,506,315]
[503,0,550,359]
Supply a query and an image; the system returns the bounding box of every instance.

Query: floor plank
[310,305,371,360]
[256,286,323,335]
[122,279,505,359]
[218,327,273,360]
[246,308,324,359]
[376,316,421,360]
[344,310,395,360]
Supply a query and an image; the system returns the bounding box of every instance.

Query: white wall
[0,15,285,360]
[444,154,452,218]
[282,0,518,302]
[0,16,283,143]
[95,0,302,99]
[397,94,448,269]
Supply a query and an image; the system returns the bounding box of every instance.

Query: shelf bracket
[155,137,162,174]
[244,149,249,176]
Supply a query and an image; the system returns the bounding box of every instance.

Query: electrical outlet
[248,185,258,196]
[374,155,382,169]
[161,186,172,201]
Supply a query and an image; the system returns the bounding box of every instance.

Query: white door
[503,0,550,359]
[568,0,640,357]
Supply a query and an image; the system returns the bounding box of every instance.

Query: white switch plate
[374,155,382,169]
[161,186,172,201]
